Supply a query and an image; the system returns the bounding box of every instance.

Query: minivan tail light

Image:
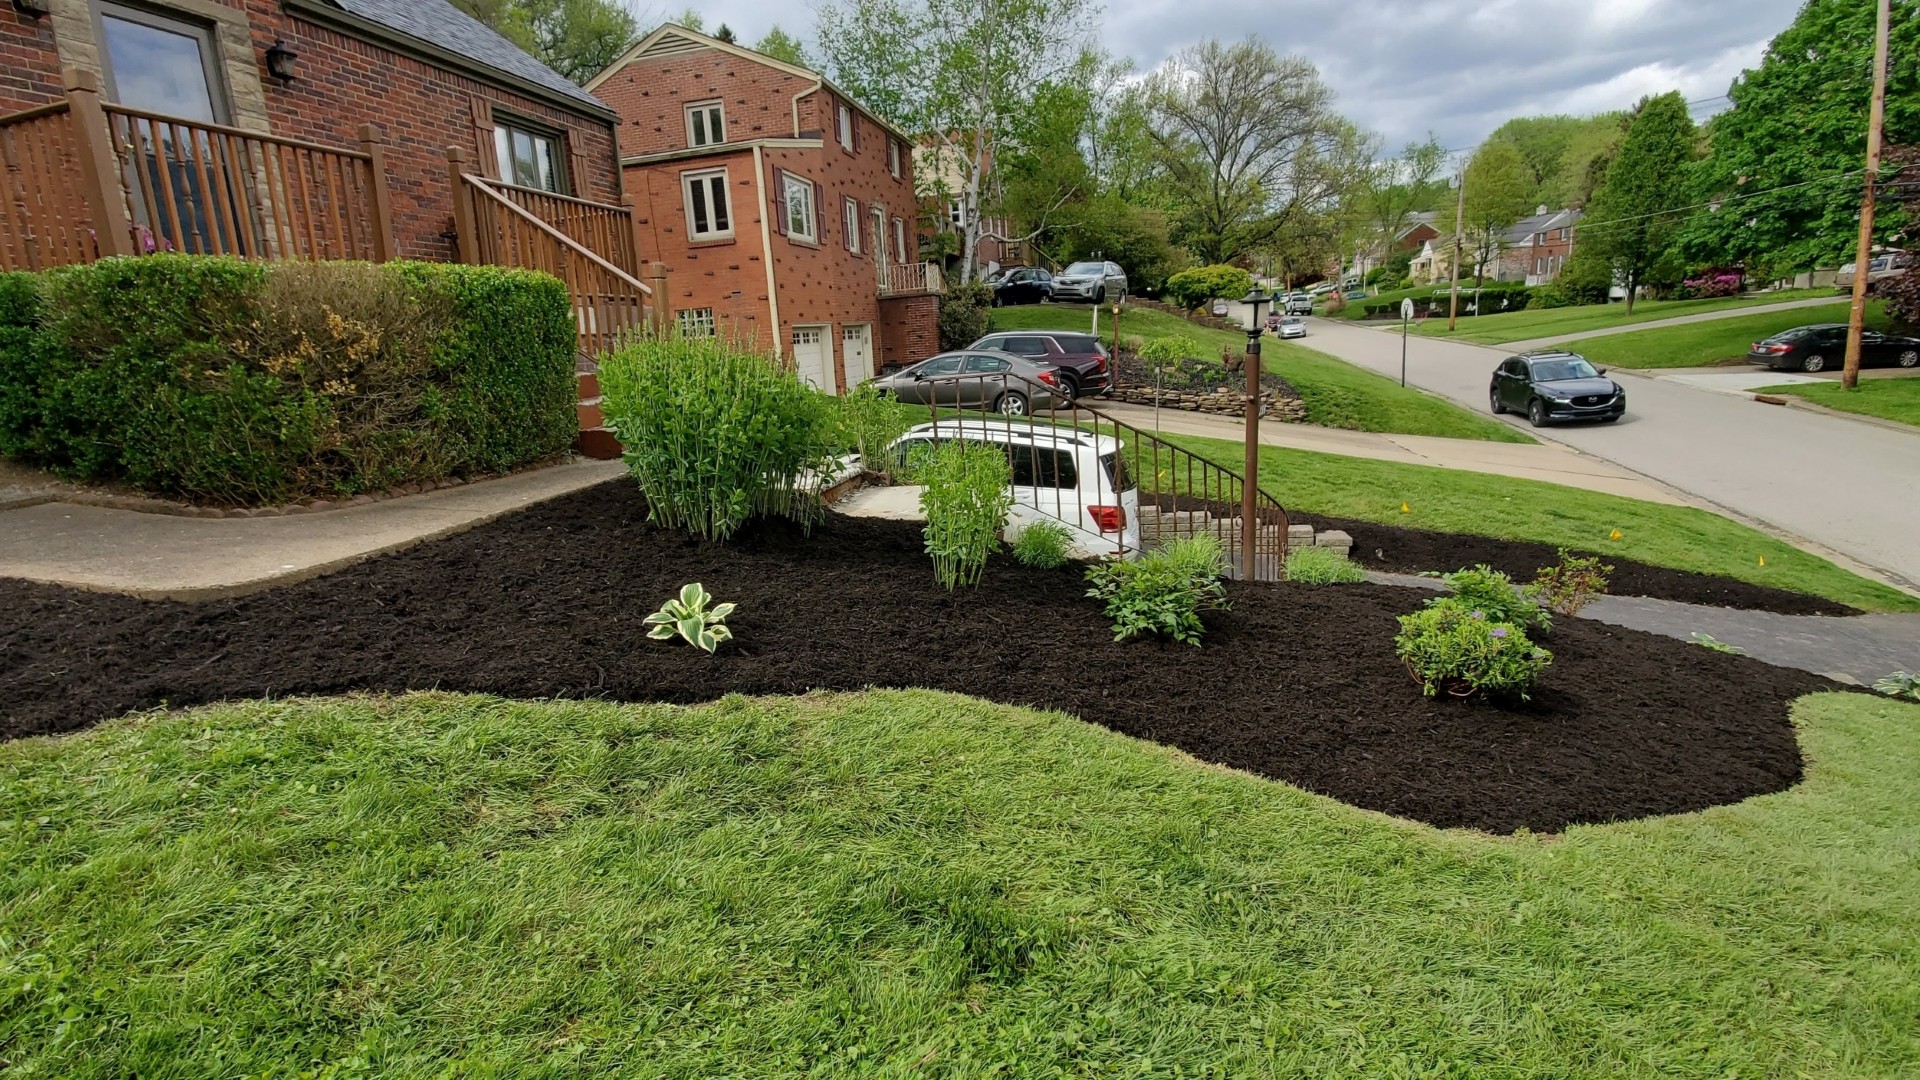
[1088,505,1126,533]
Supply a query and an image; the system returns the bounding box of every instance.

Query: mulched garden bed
[1109,349,1303,399]
[0,481,1832,834]
[1313,514,1858,617]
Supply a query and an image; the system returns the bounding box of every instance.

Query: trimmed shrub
[0,256,575,505]
[1085,535,1230,646]
[1438,565,1548,630]
[600,333,833,541]
[1395,598,1552,700]
[1011,520,1074,569]
[1163,265,1254,312]
[939,281,993,350]
[1285,545,1366,584]
[919,439,1013,589]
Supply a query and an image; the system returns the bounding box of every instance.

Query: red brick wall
[0,8,61,114]
[878,294,938,367]
[594,47,813,156]
[625,149,776,348]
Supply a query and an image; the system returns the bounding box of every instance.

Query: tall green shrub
[599,334,833,540]
[918,439,1013,589]
[1163,265,1254,311]
[938,282,993,350]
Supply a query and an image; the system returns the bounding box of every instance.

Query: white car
[1274,316,1307,340]
[886,420,1141,556]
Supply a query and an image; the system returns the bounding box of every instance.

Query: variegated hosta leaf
[679,583,707,610]
[643,611,674,626]
[694,629,719,654]
[708,624,733,642]
[708,602,736,621]
[646,623,677,639]
[678,615,704,644]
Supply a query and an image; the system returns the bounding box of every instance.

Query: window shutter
[468,97,500,179]
[566,135,590,198]
[813,181,824,237]
[853,114,862,153]
[771,167,787,235]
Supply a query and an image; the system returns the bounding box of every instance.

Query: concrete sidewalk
[1096,401,1684,504]
[0,459,626,599]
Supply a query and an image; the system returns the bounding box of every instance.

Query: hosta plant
[1874,671,1920,701]
[1085,535,1230,647]
[645,583,735,654]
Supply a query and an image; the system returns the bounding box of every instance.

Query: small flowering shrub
[1395,598,1552,700]
[1676,272,1742,300]
[1524,549,1613,617]
[1439,565,1548,630]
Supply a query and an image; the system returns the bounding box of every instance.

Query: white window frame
[887,139,900,178]
[837,103,854,151]
[947,199,963,229]
[843,196,861,253]
[892,216,907,263]
[681,167,733,240]
[684,100,725,148]
[783,172,817,243]
[675,308,716,338]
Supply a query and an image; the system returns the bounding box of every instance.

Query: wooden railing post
[63,67,133,258]
[445,145,480,264]
[358,123,396,262]
[648,260,669,333]
[620,192,644,277]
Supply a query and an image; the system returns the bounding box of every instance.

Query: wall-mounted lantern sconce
[264,39,299,84]
[11,0,52,18]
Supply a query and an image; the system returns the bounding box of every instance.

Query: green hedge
[0,256,576,505]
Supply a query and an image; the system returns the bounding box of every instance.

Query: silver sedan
[870,349,1065,416]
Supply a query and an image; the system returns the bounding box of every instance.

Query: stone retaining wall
[1107,385,1309,422]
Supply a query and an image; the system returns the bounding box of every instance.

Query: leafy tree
[753,26,814,67]
[451,0,637,83]
[712,23,736,44]
[1352,135,1445,277]
[817,0,1096,283]
[1164,265,1255,311]
[1442,140,1533,288]
[1581,92,1699,314]
[1259,211,1340,288]
[1680,0,1919,273]
[1549,114,1628,208]
[1879,144,1920,329]
[672,7,704,32]
[1144,38,1362,264]
[1487,115,1585,204]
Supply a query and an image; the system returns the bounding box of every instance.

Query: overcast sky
[656,0,1802,152]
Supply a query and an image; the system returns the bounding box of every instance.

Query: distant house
[914,136,1023,278]
[1494,207,1583,285]
[587,24,942,391]
[1348,211,1441,281]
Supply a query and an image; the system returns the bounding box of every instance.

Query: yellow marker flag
[1758,555,1766,567]
[1608,528,1623,541]
[1400,502,1411,514]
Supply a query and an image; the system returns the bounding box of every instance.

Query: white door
[791,326,834,392]
[843,324,874,386]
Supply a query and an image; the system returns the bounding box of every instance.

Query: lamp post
[1239,287,1271,580]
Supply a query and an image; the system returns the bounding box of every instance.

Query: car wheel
[1527,399,1547,428]
[1488,387,1504,414]
[994,391,1029,416]
[1058,373,1082,399]
[991,293,1003,307]
[1803,353,1828,373]
[1899,349,1919,368]
[1094,286,1106,304]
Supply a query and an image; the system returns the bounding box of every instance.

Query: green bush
[1163,265,1254,312]
[829,381,913,478]
[1524,550,1613,616]
[1395,598,1552,700]
[1284,545,1366,584]
[600,333,833,541]
[1438,565,1548,629]
[918,439,1013,589]
[1084,535,1231,647]
[939,282,993,350]
[0,256,575,505]
[1012,520,1074,569]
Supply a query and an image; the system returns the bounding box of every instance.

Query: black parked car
[987,267,1053,306]
[1746,323,1920,372]
[1489,351,1626,427]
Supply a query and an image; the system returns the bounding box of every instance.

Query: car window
[1065,261,1102,274]
[964,354,1012,373]
[892,437,936,471]
[1500,359,1524,377]
[1102,452,1133,493]
[922,355,963,376]
[1050,335,1096,354]
[1002,337,1052,356]
[1006,444,1077,489]
[1036,270,1052,282]
[1530,357,1599,381]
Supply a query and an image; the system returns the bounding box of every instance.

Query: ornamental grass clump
[829,381,913,480]
[1395,598,1552,701]
[1085,535,1230,647]
[1440,565,1548,630]
[919,439,1013,589]
[1284,545,1366,584]
[600,334,833,541]
[1011,520,1074,569]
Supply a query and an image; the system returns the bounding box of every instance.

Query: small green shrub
[1873,671,1920,701]
[1012,520,1074,568]
[600,333,833,541]
[919,439,1013,589]
[645,582,735,653]
[1525,549,1613,616]
[1285,545,1366,584]
[1085,535,1230,647]
[1163,265,1254,312]
[830,381,913,478]
[1439,565,1548,630]
[1395,599,1552,700]
[938,282,993,350]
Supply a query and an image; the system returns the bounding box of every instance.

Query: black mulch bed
[1315,514,1858,617]
[1,481,1833,834]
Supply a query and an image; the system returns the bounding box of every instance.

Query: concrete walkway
[1096,400,1684,504]
[0,459,626,599]
[1375,572,1920,686]
[1499,295,1842,351]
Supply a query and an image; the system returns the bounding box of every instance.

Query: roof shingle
[325,0,610,113]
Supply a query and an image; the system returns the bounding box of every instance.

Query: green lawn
[6,689,1919,1075]
[989,304,1533,444]
[1574,302,1891,370]
[1162,432,1920,612]
[1410,289,1834,345]
[1756,376,1920,428]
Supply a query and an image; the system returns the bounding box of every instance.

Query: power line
[1555,163,1910,238]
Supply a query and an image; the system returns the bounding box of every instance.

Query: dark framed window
[96,1,227,123]
[493,117,567,193]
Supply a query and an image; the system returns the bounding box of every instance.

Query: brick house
[0,0,623,263]
[587,24,942,393]
[1494,207,1583,285]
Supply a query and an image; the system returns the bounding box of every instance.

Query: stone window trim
[52,0,271,135]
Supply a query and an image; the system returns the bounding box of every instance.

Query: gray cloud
[649,0,1799,150]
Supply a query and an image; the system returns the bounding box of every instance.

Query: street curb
[1753,392,1920,436]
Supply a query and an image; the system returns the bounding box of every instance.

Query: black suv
[987,267,1053,306]
[966,331,1111,398]
[1489,350,1626,427]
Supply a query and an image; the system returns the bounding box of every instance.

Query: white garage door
[791,326,834,392]
[843,324,874,386]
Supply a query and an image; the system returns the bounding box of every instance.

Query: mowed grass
[989,303,1533,443]
[1757,376,1920,428]
[1162,432,1920,612]
[1575,302,1892,370]
[1410,289,1834,345]
[4,690,1919,1076]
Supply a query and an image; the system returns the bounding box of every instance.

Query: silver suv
[1051,260,1128,304]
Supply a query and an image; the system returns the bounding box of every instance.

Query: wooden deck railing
[449,155,659,358]
[483,180,638,277]
[0,102,93,271]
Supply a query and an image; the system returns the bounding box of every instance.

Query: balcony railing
[879,260,944,297]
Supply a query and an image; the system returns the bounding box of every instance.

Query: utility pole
[1448,161,1466,331]
[1843,0,1892,390]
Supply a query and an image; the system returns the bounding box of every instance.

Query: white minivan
[887,420,1141,556]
